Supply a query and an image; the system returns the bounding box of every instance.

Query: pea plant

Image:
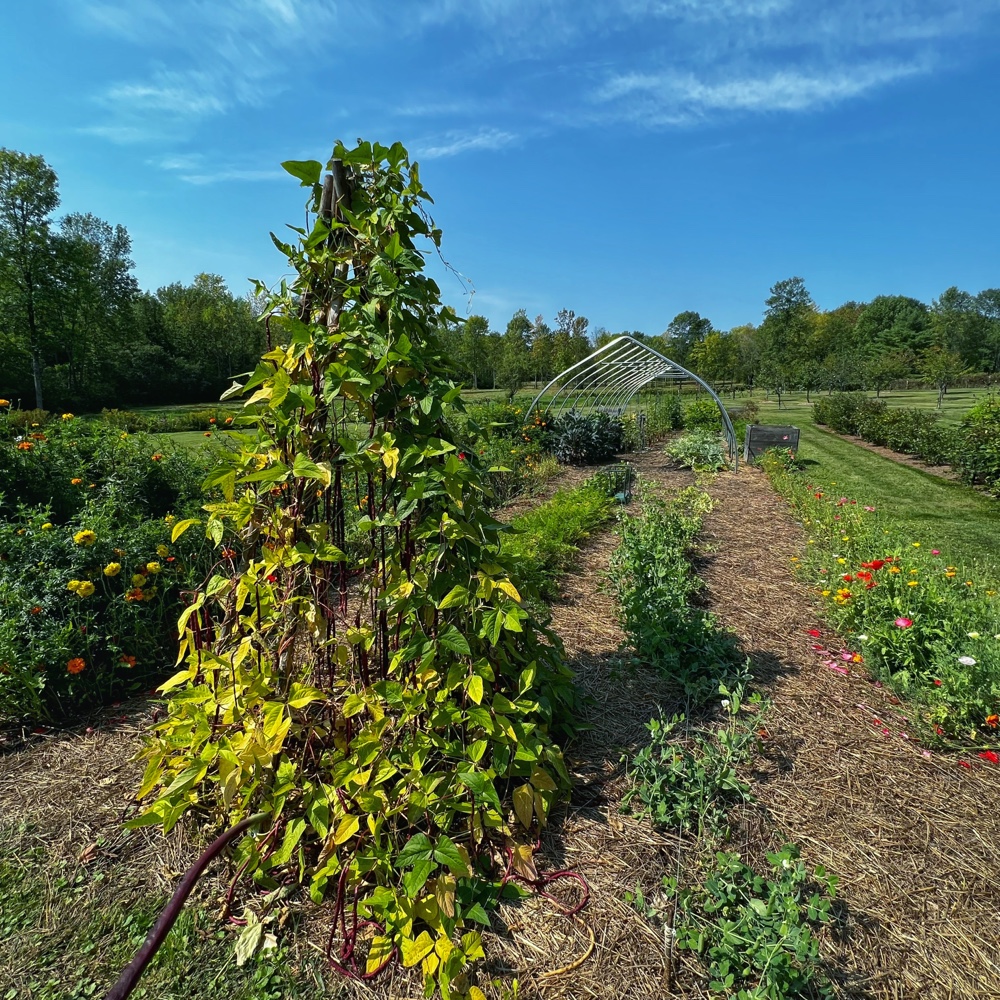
[129,141,575,999]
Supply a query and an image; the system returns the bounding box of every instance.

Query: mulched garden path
[693,464,1000,1000]
[506,454,1000,1000]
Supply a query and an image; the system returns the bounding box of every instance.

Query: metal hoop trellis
[528,336,738,468]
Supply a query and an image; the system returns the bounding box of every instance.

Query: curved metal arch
[529,336,738,467]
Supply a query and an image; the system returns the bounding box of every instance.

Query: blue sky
[3,1,999,334]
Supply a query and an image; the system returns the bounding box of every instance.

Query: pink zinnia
[894,617,913,628]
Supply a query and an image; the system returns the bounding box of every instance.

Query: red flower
[458,452,466,461]
[267,573,277,583]
[977,751,999,764]
[842,574,854,582]
[933,679,942,686]
[807,629,821,638]
[959,761,972,769]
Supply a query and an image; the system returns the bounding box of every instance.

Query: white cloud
[597,61,929,120]
[416,128,518,159]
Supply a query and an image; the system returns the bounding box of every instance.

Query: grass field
[749,395,1000,576]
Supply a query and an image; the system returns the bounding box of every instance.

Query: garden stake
[103,811,268,1000]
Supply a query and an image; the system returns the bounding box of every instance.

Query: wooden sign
[743,425,800,463]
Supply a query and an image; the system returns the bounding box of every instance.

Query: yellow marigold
[164,514,175,524]
[104,562,121,577]
[0,399,9,407]
[61,412,74,421]
[75,581,95,598]
[145,561,162,575]
[67,579,82,593]
[130,573,146,588]
[73,529,96,546]
[66,657,86,675]
[945,571,957,578]
[889,566,901,574]
[907,580,919,588]
[821,589,831,597]
[142,586,157,602]
[71,477,83,485]
[156,544,169,558]
[41,522,53,531]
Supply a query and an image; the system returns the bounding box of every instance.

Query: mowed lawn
[750,394,1000,576]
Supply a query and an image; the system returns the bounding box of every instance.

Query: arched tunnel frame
[527,335,738,468]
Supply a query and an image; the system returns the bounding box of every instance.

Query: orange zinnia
[67,657,86,675]
[987,715,999,729]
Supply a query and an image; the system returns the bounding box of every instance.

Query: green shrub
[955,396,1000,494]
[664,430,727,472]
[548,410,623,465]
[684,396,723,431]
[0,415,210,523]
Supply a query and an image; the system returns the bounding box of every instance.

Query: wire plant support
[528,336,739,469]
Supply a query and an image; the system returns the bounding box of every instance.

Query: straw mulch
[693,464,1000,1000]
[4,456,997,999]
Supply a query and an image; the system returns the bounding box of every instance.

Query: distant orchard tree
[920,346,968,408]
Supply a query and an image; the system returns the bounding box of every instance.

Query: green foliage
[622,690,765,838]
[664,846,837,999]
[0,505,213,722]
[813,392,1000,491]
[131,141,575,998]
[609,487,740,702]
[664,430,727,472]
[0,410,211,523]
[954,396,1000,494]
[763,460,1000,740]
[503,481,615,602]
[548,410,624,465]
[683,396,723,431]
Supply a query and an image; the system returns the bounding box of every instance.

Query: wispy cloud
[597,60,929,122]
[73,0,1000,154]
[155,152,285,184]
[416,128,519,159]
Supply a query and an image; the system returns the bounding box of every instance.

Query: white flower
[958,656,977,666]
[967,632,981,639]
[857,634,868,642]
[721,699,730,710]
[781,859,793,870]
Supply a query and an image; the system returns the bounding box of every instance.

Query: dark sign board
[744,425,800,463]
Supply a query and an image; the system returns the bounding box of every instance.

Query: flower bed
[763,453,1000,743]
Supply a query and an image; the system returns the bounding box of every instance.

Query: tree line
[0,149,264,411]
[454,278,1000,404]
[5,147,997,413]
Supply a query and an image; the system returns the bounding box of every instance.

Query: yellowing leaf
[333,813,360,845]
[394,580,415,599]
[432,874,457,918]
[171,517,200,543]
[401,930,435,967]
[365,934,394,975]
[497,579,521,603]
[513,782,534,830]
[466,674,484,705]
[382,446,400,478]
[509,841,537,881]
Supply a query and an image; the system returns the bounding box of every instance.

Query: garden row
[762,450,1000,747]
[813,392,1000,494]
[610,484,838,998]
